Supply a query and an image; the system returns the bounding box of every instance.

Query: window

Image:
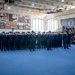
[47,19,58,32]
[32,19,36,31]
[32,19,43,32]
[55,20,58,31]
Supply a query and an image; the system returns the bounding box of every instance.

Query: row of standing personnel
[0,31,74,51]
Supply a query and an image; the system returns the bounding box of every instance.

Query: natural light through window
[47,19,58,32]
[32,19,44,32]
[61,0,64,2]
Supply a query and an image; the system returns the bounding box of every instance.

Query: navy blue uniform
[14,34,19,50]
[8,34,13,50]
[36,33,42,49]
[0,33,2,51]
[41,33,46,48]
[29,34,36,51]
[2,34,6,51]
[63,33,69,49]
[46,34,52,50]
[57,34,62,47]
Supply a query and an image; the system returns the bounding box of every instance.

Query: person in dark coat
[53,34,57,47]
[63,32,67,49]
[8,33,13,50]
[14,33,19,50]
[29,31,36,51]
[23,33,27,49]
[26,32,31,49]
[6,32,9,51]
[46,32,52,50]
[67,31,72,47]
[2,32,6,51]
[0,33,2,51]
[11,33,15,50]
[36,31,42,49]
[18,33,22,50]
[20,33,25,50]
[63,31,69,49]
[41,32,46,48]
[57,32,62,47]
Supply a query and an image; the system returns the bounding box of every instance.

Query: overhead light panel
[61,0,64,2]
[8,6,11,10]
[31,4,35,6]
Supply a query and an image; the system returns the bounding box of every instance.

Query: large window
[32,19,43,32]
[47,19,58,32]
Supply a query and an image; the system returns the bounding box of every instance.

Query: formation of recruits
[0,31,74,51]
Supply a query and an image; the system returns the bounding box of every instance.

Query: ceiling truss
[0,0,75,14]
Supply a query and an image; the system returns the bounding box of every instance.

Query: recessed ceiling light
[31,4,35,6]
[61,0,64,2]
[8,6,11,10]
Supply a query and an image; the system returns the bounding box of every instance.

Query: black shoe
[64,47,66,49]
[30,49,31,51]
[47,49,49,50]
[33,49,35,51]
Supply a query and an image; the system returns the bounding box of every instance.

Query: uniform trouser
[12,41,15,50]
[29,43,35,51]
[47,42,52,50]
[2,43,6,51]
[63,41,69,49]
[0,42,2,51]
[66,41,69,49]
[60,40,62,47]
[53,40,57,47]
[37,41,41,48]
[23,43,26,49]
[42,41,46,48]
[63,41,66,49]
[8,42,12,50]
[57,40,62,47]
[14,42,18,50]
[20,42,24,50]
[68,39,71,47]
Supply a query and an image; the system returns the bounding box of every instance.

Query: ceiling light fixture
[8,6,11,10]
[61,0,64,2]
[31,4,35,6]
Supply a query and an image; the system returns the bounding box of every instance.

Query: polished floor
[0,45,75,75]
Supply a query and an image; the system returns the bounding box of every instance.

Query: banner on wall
[18,15,25,22]
[0,22,16,29]
[24,15,30,23]
[0,13,8,21]
[61,18,75,28]
[0,12,31,30]
[18,15,30,23]
[25,23,30,30]
[17,23,30,30]
[9,14,18,22]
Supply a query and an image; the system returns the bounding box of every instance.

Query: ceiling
[0,0,75,14]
